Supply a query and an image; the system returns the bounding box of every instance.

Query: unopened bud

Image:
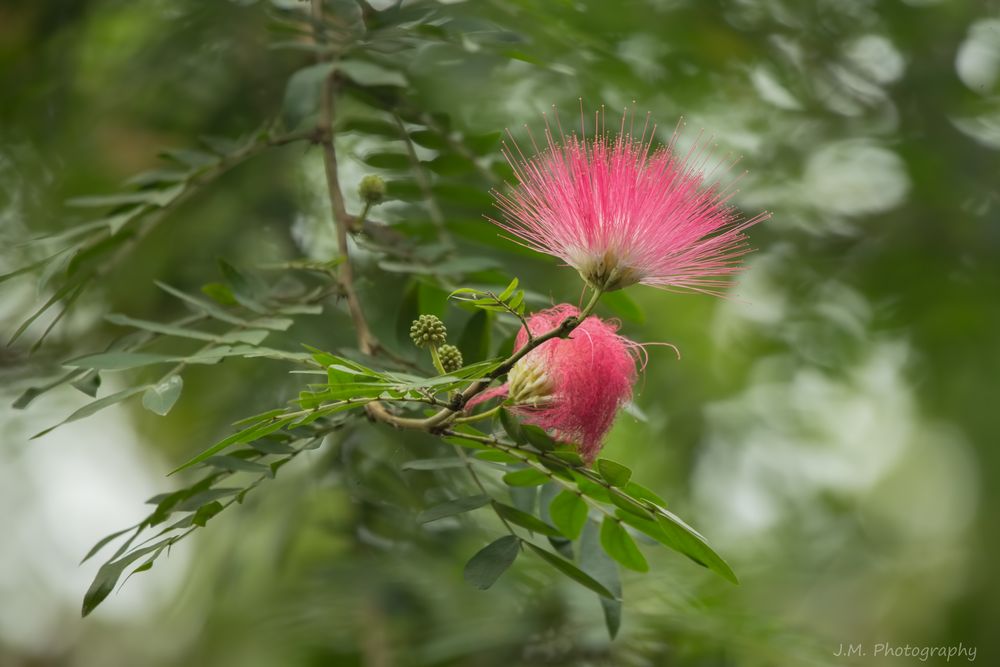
[358,174,386,205]
[409,314,447,348]
[438,344,463,373]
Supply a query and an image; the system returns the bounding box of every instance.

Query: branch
[306,0,602,435]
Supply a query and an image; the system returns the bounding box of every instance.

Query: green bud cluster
[409,314,448,348]
[358,174,386,205]
[438,344,463,374]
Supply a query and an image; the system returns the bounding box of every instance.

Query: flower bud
[358,174,386,205]
[466,304,638,462]
[409,314,447,348]
[438,344,463,373]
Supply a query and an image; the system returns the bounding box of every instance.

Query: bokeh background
[2,0,998,665]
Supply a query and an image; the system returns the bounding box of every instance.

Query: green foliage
[463,535,520,590]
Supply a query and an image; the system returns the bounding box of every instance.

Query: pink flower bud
[473,304,639,462]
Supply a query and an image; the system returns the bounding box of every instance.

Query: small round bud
[438,344,463,373]
[409,314,447,348]
[358,174,386,205]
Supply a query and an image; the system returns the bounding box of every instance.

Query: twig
[307,0,602,434]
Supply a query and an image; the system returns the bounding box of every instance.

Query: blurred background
[1,0,998,665]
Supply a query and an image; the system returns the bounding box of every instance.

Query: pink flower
[472,304,639,462]
[492,109,769,294]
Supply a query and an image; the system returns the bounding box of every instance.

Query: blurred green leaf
[524,542,616,599]
[282,62,334,129]
[337,59,407,87]
[579,520,623,639]
[492,501,562,537]
[32,386,147,439]
[463,535,519,590]
[418,495,490,524]
[409,129,448,149]
[502,468,549,487]
[362,152,411,170]
[203,455,272,477]
[401,458,468,471]
[458,310,491,363]
[141,375,183,416]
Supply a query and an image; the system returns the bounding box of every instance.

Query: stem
[306,0,607,437]
[429,345,447,375]
[452,404,501,424]
[452,445,518,536]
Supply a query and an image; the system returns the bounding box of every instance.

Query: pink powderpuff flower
[471,304,639,462]
[492,107,770,294]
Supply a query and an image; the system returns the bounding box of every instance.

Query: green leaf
[425,154,472,175]
[608,490,656,520]
[339,117,400,137]
[463,535,520,590]
[361,152,410,170]
[282,62,334,129]
[458,310,491,364]
[417,495,490,524]
[106,313,258,344]
[176,487,241,512]
[401,458,468,471]
[337,59,407,87]
[548,491,588,540]
[203,455,272,477]
[657,511,738,583]
[80,525,138,565]
[70,370,101,398]
[548,449,585,467]
[82,538,174,616]
[498,277,519,300]
[200,282,238,305]
[499,408,525,444]
[473,450,521,464]
[579,520,623,639]
[600,517,649,572]
[0,249,70,285]
[522,425,555,451]
[576,478,612,503]
[155,281,248,326]
[170,418,289,474]
[141,375,183,416]
[502,468,549,487]
[408,129,448,149]
[249,439,297,455]
[158,149,217,170]
[597,459,632,487]
[524,542,616,599]
[465,130,502,155]
[491,501,562,537]
[624,481,667,508]
[192,501,224,527]
[32,386,147,439]
[65,352,177,371]
[65,192,159,208]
